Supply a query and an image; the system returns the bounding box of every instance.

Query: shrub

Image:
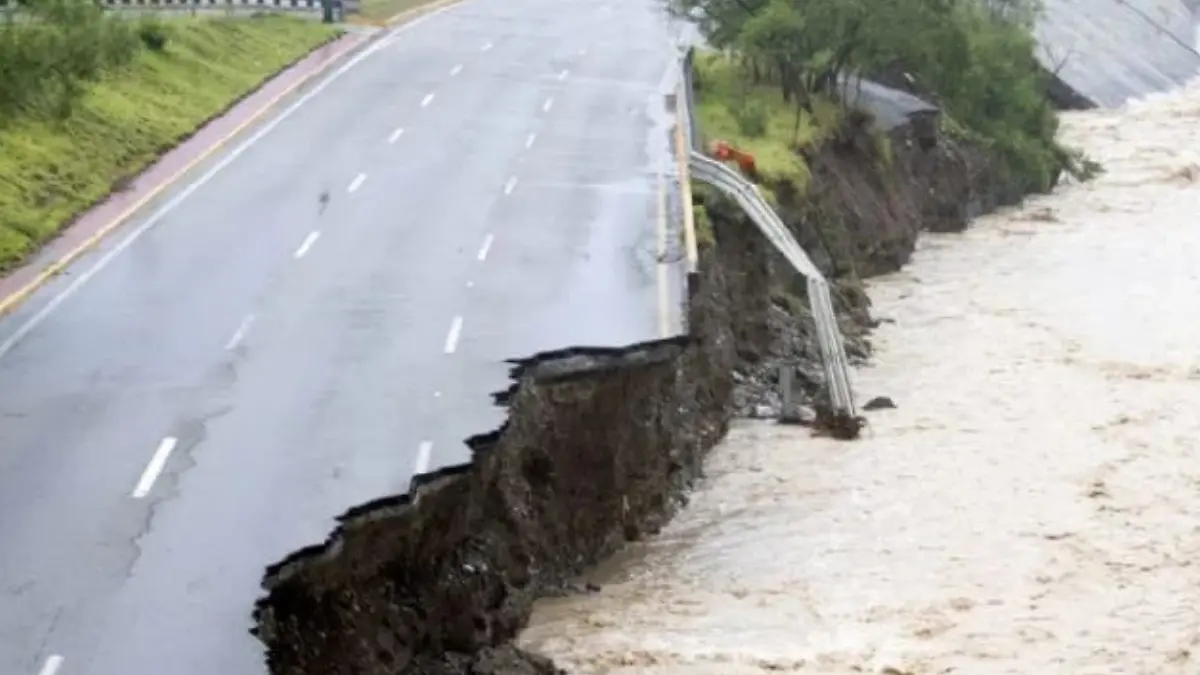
[670,0,1084,194]
[0,0,140,122]
[733,98,768,137]
[137,18,171,52]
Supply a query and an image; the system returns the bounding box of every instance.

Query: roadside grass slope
[692,50,837,189]
[355,0,430,23]
[0,15,339,271]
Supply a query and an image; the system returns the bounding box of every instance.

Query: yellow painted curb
[674,86,699,274]
[0,35,367,319]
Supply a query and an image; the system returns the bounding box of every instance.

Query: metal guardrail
[687,153,856,416]
[676,46,856,418]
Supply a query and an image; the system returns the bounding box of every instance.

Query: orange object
[711,139,758,177]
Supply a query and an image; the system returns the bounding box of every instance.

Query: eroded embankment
[719,111,1014,417]
[251,81,1018,674]
[250,229,771,674]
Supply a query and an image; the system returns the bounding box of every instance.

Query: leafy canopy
[672,0,1079,193]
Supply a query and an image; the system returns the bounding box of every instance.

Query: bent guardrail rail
[688,151,857,418]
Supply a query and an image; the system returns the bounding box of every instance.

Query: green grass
[355,0,435,23]
[0,15,340,271]
[693,50,842,189]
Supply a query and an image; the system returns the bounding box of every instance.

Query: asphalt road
[0,0,685,672]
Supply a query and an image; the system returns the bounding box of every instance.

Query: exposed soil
[708,113,1014,421]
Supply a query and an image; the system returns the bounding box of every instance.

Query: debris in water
[811,399,866,440]
[863,395,897,410]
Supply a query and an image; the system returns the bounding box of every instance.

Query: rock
[780,404,817,426]
[845,336,871,360]
[470,646,564,675]
[736,346,763,363]
[863,395,897,410]
[798,363,824,386]
[753,404,776,419]
[762,389,782,409]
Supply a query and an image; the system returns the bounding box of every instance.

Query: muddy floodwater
[517,83,1200,673]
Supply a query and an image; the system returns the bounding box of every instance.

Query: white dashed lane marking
[415,440,433,474]
[225,315,255,351]
[477,234,494,261]
[37,655,64,675]
[294,231,320,259]
[132,437,177,499]
[443,316,463,354]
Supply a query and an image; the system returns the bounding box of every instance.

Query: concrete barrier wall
[1037,0,1200,106]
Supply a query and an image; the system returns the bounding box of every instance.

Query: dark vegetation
[0,0,170,122]
[671,0,1099,195]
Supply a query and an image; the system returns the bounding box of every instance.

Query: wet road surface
[0,0,684,672]
[519,55,1200,675]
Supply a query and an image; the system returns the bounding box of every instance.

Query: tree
[667,0,769,50]
[676,0,1076,192]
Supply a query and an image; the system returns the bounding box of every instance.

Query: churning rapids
[516,81,1200,673]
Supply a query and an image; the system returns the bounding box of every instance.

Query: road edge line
[655,165,671,338]
[0,33,368,318]
[673,81,699,276]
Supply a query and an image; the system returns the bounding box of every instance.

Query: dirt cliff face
[250,227,774,674]
[696,113,1013,419]
[779,119,1009,280]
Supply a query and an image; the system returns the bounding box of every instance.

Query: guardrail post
[779,363,795,422]
[687,149,858,422]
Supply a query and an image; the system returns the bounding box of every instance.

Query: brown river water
[517,81,1200,673]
